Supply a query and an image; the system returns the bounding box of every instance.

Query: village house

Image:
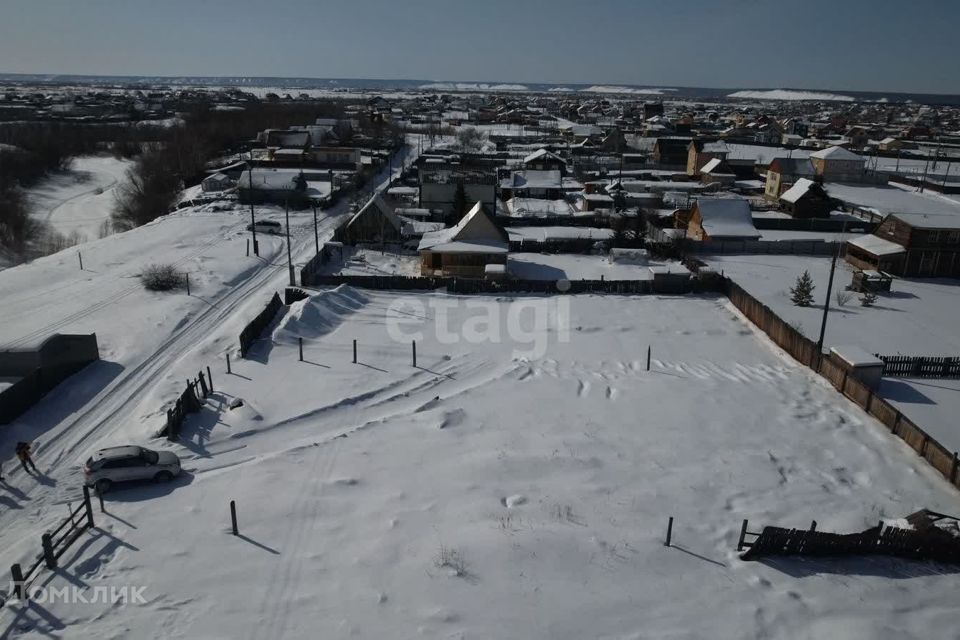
[520,148,567,174]
[652,137,691,168]
[419,166,497,217]
[338,195,406,245]
[810,146,867,182]
[699,158,737,187]
[499,169,566,200]
[686,140,729,176]
[764,157,815,200]
[418,202,510,277]
[686,198,760,242]
[778,178,834,218]
[846,213,960,277]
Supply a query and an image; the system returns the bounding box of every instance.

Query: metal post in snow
[82,485,94,527]
[665,517,674,547]
[412,340,417,367]
[207,366,213,393]
[11,563,24,599]
[78,251,83,271]
[230,500,238,536]
[646,345,651,371]
[186,273,190,296]
[353,339,357,364]
[313,204,320,255]
[226,353,232,374]
[737,518,749,552]
[299,337,304,362]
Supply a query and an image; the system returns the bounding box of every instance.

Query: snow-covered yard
[703,253,960,454]
[25,155,133,244]
[2,290,957,638]
[507,253,684,281]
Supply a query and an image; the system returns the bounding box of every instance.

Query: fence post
[226,352,232,374]
[299,337,304,362]
[353,339,357,364]
[230,500,238,535]
[41,532,57,569]
[412,340,417,367]
[11,564,24,599]
[186,273,191,296]
[198,371,209,397]
[82,485,95,528]
[78,251,83,271]
[207,366,213,393]
[737,518,749,551]
[646,345,651,371]
[665,516,674,547]
[246,238,250,257]
[98,487,106,513]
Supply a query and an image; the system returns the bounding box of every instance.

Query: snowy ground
[703,253,960,454]
[2,291,959,638]
[324,246,421,277]
[25,155,133,245]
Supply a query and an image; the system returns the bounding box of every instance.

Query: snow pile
[581,85,676,95]
[272,285,369,343]
[728,89,855,102]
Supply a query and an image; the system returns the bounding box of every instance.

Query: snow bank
[728,89,855,102]
[419,82,529,92]
[272,285,369,343]
[581,85,676,95]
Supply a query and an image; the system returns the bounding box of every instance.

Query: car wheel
[95,479,112,494]
[154,471,174,482]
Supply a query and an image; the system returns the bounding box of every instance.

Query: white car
[83,446,181,493]
[246,220,283,235]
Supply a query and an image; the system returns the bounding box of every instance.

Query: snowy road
[0,141,419,589]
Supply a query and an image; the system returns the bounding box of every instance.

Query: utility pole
[312,203,319,255]
[285,199,295,286]
[816,224,846,354]
[248,151,259,256]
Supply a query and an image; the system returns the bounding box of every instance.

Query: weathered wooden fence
[725,278,960,493]
[239,292,284,357]
[875,355,960,378]
[741,522,960,564]
[160,369,211,441]
[9,486,95,600]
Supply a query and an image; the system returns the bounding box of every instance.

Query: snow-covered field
[507,253,681,281]
[25,155,133,245]
[3,289,958,638]
[703,253,960,453]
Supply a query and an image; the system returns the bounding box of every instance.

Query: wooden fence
[9,486,95,600]
[300,273,712,295]
[724,278,960,493]
[239,292,283,357]
[160,369,211,441]
[741,522,960,564]
[875,355,960,378]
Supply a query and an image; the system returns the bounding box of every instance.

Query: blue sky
[1,0,958,94]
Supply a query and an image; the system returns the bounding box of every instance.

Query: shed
[830,346,885,390]
[687,198,760,241]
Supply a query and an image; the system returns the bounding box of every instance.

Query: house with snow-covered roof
[418,202,510,277]
[686,198,760,242]
[339,195,406,245]
[778,178,833,219]
[846,212,960,277]
[810,146,866,182]
[520,148,567,174]
[764,158,815,201]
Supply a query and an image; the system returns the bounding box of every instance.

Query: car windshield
[140,450,159,464]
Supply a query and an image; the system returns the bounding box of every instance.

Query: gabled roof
[700,158,733,175]
[522,148,565,166]
[847,234,905,256]
[768,157,814,176]
[418,202,509,253]
[346,194,404,233]
[810,146,863,161]
[693,198,760,239]
[779,178,819,204]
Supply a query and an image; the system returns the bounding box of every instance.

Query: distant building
[653,137,691,167]
[810,146,866,182]
[687,140,729,176]
[778,178,833,218]
[686,198,760,241]
[764,158,815,201]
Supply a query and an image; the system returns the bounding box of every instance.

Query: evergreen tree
[789,270,815,306]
